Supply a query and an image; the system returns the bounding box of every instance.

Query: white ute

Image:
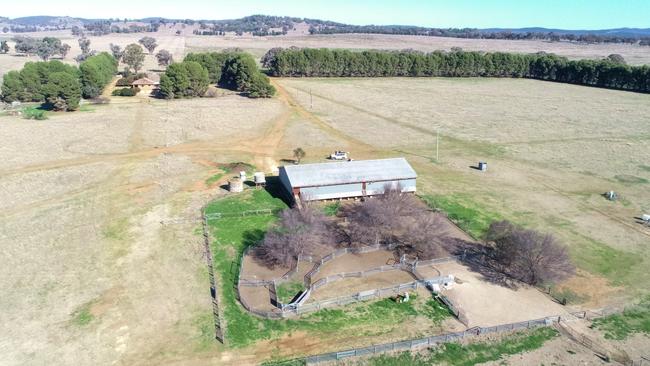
[330,151,349,160]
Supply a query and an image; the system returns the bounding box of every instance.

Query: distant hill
[1,14,648,44]
[482,27,650,38]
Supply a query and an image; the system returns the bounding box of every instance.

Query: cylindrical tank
[239,171,247,181]
[229,178,243,192]
[254,172,266,185]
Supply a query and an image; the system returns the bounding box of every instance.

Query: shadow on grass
[264,176,294,208]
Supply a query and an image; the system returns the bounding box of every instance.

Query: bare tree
[341,185,446,258]
[78,37,91,54]
[254,204,334,268]
[155,49,173,67]
[486,220,574,285]
[293,147,306,163]
[138,36,158,54]
[109,43,123,62]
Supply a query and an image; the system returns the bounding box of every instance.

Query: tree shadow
[440,236,519,289]
[242,229,266,251]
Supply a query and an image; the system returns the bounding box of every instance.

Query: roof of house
[280,158,417,187]
[131,77,159,86]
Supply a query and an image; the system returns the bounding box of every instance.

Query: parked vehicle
[330,151,349,160]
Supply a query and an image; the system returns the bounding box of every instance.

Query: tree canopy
[122,44,145,73]
[266,48,650,93]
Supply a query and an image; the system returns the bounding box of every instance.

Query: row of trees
[308,24,650,46]
[12,36,71,60]
[1,61,81,110]
[254,188,446,268]
[1,53,118,110]
[254,188,574,287]
[159,51,275,98]
[265,48,650,93]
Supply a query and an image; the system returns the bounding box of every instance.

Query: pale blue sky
[4,0,649,29]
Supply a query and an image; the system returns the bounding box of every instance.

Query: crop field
[2,52,650,364]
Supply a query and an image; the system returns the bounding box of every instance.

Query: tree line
[266,48,650,93]
[308,24,650,46]
[1,52,117,110]
[254,187,573,287]
[159,51,275,98]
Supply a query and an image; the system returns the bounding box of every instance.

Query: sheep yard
[1,72,650,365]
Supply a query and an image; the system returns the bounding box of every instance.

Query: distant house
[131,77,159,89]
[279,158,417,202]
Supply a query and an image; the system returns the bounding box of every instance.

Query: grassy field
[363,327,558,366]
[276,77,650,302]
[205,189,454,351]
[592,296,650,340]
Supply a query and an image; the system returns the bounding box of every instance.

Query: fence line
[304,315,561,364]
[200,208,225,343]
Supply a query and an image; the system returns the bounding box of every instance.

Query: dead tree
[254,204,334,268]
[486,220,574,285]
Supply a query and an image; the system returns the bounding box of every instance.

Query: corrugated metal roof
[281,158,417,187]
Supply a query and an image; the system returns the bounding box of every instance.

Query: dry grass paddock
[1,52,650,363]
[2,25,650,84]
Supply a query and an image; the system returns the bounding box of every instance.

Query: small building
[278,158,417,202]
[131,77,160,89]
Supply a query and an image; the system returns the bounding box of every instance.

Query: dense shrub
[159,61,209,98]
[111,87,140,96]
[1,60,80,109]
[267,48,650,93]
[42,71,82,111]
[79,52,118,98]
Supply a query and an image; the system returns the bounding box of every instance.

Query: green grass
[570,236,643,285]
[276,281,305,303]
[207,189,452,348]
[261,359,306,366]
[639,165,650,173]
[592,296,650,340]
[205,188,286,215]
[22,106,48,120]
[420,194,501,240]
[366,327,558,366]
[322,202,341,216]
[78,104,95,112]
[205,173,225,187]
[71,302,94,326]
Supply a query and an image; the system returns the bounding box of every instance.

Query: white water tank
[239,171,247,181]
[229,178,243,192]
[254,172,266,185]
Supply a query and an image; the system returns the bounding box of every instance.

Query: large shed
[278,158,417,202]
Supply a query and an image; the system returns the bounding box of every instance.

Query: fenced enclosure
[304,315,561,364]
[236,240,461,319]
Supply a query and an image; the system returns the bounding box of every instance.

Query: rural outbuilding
[279,158,417,202]
[131,77,160,89]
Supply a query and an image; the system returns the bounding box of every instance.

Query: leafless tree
[341,185,446,258]
[254,204,335,268]
[486,220,574,285]
[155,49,173,67]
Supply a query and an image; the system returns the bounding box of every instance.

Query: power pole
[310,88,313,109]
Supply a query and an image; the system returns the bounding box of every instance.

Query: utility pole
[310,88,313,109]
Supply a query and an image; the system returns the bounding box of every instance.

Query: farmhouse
[131,77,159,89]
[279,158,417,202]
